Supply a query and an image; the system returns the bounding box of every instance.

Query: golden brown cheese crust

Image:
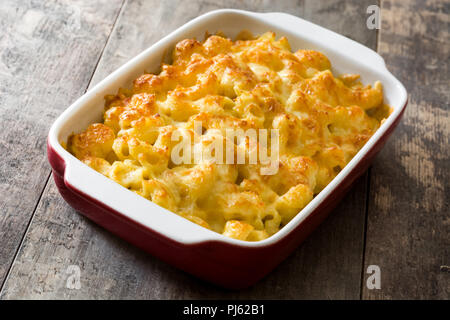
[68,32,389,241]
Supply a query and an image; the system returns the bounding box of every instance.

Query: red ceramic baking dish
[47,9,407,289]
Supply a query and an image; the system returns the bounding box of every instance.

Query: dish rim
[48,9,408,248]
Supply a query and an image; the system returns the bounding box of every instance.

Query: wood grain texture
[0,0,124,288]
[1,0,378,299]
[362,0,449,299]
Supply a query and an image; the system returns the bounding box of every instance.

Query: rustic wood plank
[1,0,378,299]
[362,0,449,299]
[0,0,124,288]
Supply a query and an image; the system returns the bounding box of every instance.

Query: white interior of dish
[49,9,407,247]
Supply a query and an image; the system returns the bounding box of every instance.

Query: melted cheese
[68,32,389,241]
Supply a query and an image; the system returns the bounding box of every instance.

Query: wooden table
[0,0,448,299]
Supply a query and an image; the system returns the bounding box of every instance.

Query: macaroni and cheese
[68,32,390,241]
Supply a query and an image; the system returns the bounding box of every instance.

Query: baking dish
[47,9,407,289]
